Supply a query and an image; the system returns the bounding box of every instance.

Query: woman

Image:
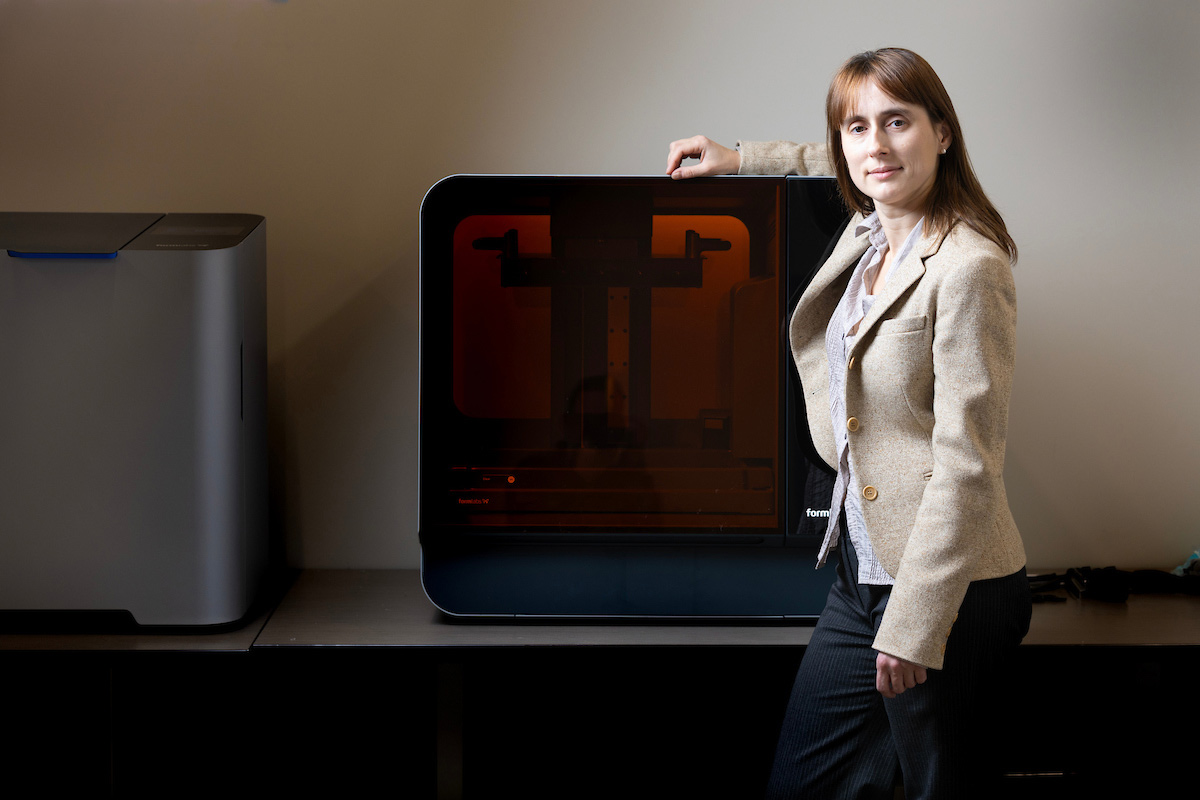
[666,49,1031,799]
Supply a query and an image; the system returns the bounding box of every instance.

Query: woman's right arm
[666,137,832,178]
[738,140,832,176]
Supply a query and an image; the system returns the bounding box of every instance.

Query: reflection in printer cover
[422,178,801,537]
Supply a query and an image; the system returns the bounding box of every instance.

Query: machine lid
[123,213,264,251]
[0,212,164,257]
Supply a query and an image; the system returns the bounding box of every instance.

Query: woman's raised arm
[667,137,832,178]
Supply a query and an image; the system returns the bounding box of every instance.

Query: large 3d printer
[419,176,845,617]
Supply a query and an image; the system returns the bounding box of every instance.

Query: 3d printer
[420,175,845,617]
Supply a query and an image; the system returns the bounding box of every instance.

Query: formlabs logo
[457,497,490,505]
[805,507,830,518]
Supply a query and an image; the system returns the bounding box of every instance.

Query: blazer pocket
[876,315,927,335]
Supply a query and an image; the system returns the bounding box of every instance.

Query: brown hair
[825,48,1017,262]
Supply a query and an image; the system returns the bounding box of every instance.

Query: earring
[940,148,947,155]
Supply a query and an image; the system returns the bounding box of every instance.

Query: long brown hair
[825,48,1017,262]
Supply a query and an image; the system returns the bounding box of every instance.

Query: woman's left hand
[875,651,928,698]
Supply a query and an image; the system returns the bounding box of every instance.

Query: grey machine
[0,212,267,627]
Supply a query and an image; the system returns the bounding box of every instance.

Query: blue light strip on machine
[6,250,119,259]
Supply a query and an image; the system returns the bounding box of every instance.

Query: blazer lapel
[849,224,948,346]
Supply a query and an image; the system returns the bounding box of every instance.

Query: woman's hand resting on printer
[665,135,741,179]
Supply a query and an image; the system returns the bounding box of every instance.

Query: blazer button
[847,417,860,432]
[862,485,878,501]
[847,355,856,370]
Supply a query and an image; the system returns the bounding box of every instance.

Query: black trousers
[766,526,1031,800]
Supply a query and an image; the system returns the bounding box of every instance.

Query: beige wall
[2,0,1196,570]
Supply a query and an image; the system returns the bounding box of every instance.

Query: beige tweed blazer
[741,141,1027,669]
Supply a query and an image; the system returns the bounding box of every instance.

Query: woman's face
[839,80,951,220]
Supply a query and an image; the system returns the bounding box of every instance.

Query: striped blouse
[815,213,925,585]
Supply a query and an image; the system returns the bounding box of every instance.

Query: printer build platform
[0,212,267,628]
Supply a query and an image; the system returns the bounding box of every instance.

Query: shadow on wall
[1007,303,1200,571]
[270,255,419,568]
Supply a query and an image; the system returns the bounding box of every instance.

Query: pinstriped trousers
[765,521,1031,800]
